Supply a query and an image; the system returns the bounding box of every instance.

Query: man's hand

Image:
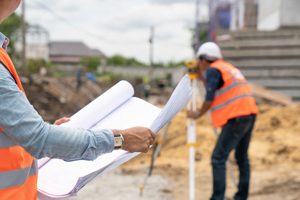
[113,127,155,153]
[187,101,212,119]
[54,117,70,125]
[187,110,200,119]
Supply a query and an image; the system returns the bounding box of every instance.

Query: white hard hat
[196,42,223,60]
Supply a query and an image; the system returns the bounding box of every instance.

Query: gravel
[70,169,174,200]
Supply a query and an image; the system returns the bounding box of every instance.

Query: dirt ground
[118,103,300,200]
[67,103,300,200]
[26,76,300,199]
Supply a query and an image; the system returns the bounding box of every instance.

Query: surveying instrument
[139,59,237,198]
[184,59,200,200]
[184,59,237,200]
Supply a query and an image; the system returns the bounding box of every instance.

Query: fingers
[187,110,199,119]
[120,127,155,153]
[146,130,155,147]
[144,131,155,153]
[54,117,70,125]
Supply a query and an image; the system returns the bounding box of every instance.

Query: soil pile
[22,75,108,122]
[123,103,300,199]
[21,76,300,199]
[127,103,300,168]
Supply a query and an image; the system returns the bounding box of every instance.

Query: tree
[0,13,22,59]
[80,56,101,72]
[107,54,146,67]
[27,58,50,74]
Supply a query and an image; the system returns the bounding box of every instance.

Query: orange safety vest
[0,48,38,200]
[209,60,258,128]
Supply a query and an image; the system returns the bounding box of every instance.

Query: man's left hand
[54,117,70,125]
[187,110,200,119]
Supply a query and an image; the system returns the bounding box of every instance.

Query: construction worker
[0,1,155,199]
[188,42,258,200]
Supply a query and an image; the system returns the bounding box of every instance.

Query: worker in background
[188,42,258,200]
[0,1,155,199]
[76,66,82,90]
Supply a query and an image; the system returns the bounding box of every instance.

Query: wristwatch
[114,134,124,149]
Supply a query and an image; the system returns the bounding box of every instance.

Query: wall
[27,43,49,61]
[280,0,300,27]
[258,0,300,30]
[257,0,281,30]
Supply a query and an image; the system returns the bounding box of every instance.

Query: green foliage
[190,26,209,52]
[0,13,22,59]
[27,59,50,73]
[80,56,100,72]
[199,30,208,42]
[107,54,146,66]
[107,54,184,69]
[152,60,184,68]
[97,72,123,83]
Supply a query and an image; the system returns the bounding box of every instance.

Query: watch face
[114,136,123,148]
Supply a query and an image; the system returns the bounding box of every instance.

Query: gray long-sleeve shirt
[0,33,114,162]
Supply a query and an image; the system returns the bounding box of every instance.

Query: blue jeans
[210,114,256,200]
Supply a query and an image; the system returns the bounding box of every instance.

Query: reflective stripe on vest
[210,94,254,112]
[0,47,37,199]
[215,81,248,97]
[0,160,37,190]
[209,60,258,128]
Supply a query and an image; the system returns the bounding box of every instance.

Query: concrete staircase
[219,29,300,101]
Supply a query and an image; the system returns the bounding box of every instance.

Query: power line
[29,0,145,46]
[28,0,193,55]
[30,0,106,41]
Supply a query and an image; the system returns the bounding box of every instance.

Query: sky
[18,0,209,64]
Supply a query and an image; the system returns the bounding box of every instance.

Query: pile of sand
[125,103,300,171]
[121,103,300,199]
[252,103,300,167]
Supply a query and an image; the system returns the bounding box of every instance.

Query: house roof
[49,41,106,58]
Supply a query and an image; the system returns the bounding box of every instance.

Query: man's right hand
[113,127,155,153]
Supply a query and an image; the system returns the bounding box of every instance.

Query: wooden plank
[263,88,300,98]
[250,83,293,105]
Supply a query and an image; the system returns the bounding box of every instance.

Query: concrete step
[220,39,300,50]
[230,59,300,69]
[230,30,300,40]
[223,48,300,59]
[219,29,300,101]
[248,78,300,88]
[241,68,300,78]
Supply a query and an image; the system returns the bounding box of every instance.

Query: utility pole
[194,0,201,56]
[208,0,216,41]
[21,0,27,75]
[148,26,155,79]
[149,26,154,67]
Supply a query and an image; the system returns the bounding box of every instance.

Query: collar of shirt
[0,32,9,50]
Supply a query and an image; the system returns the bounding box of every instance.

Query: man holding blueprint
[0,1,154,200]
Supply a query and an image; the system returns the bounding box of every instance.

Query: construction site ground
[73,104,300,200]
[24,76,300,199]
